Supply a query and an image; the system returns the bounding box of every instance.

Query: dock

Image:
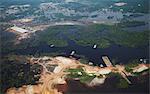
[102,56,113,67]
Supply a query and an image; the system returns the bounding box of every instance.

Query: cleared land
[6,56,150,94]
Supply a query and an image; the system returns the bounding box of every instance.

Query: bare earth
[6,56,150,94]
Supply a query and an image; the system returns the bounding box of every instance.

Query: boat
[100,64,104,67]
[88,62,93,65]
[70,50,75,55]
[93,44,97,49]
[50,44,54,48]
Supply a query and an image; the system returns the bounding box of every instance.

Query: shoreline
[4,56,150,94]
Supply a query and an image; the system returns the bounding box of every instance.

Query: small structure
[114,2,127,6]
[77,72,82,75]
[102,56,113,67]
[53,66,62,73]
[18,18,33,23]
[9,26,29,33]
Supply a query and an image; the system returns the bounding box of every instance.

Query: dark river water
[10,39,149,66]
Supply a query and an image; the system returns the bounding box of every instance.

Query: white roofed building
[9,26,30,33]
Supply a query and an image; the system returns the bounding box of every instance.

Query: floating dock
[102,56,113,67]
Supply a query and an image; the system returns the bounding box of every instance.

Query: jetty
[102,56,131,84]
[102,56,113,67]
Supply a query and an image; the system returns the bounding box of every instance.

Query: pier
[102,56,113,67]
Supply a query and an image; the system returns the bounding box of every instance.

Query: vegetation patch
[0,55,42,93]
[133,68,150,76]
[66,68,96,84]
[125,59,139,72]
[80,73,96,84]
[117,79,129,88]
[1,23,149,54]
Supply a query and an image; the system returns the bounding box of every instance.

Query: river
[11,39,149,66]
[1,12,149,65]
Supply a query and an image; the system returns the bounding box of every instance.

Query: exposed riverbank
[3,56,149,94]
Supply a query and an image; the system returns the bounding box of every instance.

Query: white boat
[100,64,104,67]
[88,62,93,65]
[138,4,141,7]
[139,58,143,62]
[50,44,54,48]
[70,50,75,55]
[143,59,147,63]
[93,44,97,49]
